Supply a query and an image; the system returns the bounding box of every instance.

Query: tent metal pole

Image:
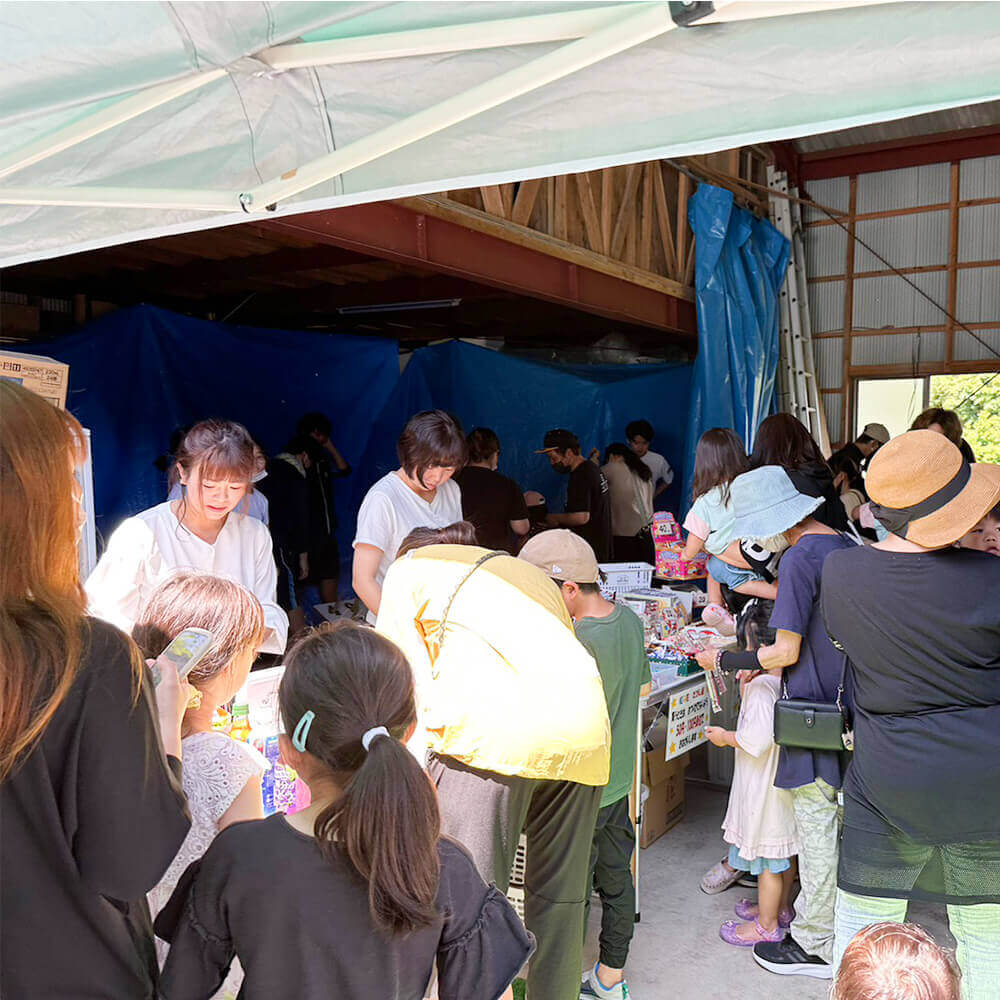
[0,185,240,211]
[242,2,680,210]
[259,4,641,69]
[0,70,226,182]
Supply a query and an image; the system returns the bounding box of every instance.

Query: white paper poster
[666,678,709,760]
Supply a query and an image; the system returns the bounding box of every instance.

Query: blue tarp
[683,183,790,505]
[360,340,692,519]
[34,307,693,593]
[30,305,401,556]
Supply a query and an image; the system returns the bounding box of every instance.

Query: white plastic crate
[598,562,654,599]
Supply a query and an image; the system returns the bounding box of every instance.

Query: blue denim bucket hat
[730,465,824,540]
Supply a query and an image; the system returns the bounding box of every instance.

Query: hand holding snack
[704,725,732,748]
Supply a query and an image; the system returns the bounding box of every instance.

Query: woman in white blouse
[86,420,289,654]
[352,410,467,621]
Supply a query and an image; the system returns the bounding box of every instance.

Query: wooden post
[639,164,654,272]
[676,172,690,279]
[841,176,858,445]
[945,161,961,364]
[601,169,613,256]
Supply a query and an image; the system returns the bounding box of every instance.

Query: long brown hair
[1,383,89,778]
[132,572,265,686]
[750,413,829,472]
[278,622,440,935]
[691,428,749,504]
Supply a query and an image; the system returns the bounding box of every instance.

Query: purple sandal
[719,918,785,947]
[734,899,795,927]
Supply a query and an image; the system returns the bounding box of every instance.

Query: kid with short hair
[519,530,651,1000]
[156,622,533,1000]
[959,502,1000,556]
[134,572,268,996]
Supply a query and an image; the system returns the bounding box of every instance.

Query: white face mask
[751,532,791,555]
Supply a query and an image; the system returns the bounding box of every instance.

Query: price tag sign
[665,679,710,760]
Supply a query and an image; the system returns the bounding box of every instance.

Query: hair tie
[291,710,315,752]
[361,726,390,751]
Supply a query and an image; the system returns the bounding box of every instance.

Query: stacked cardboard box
[0,350,69,409]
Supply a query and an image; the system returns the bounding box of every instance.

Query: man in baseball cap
[520,530,650,1000]
[536,429,613,561]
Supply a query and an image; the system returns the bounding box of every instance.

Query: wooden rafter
[511,178,542,227]
[610,164,641,260]
[574,172,602,254]
[638,164,653,272]
[480,185,508,219]
[651,163,678,278]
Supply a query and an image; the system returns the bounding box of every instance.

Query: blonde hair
[132,573,265,686]
[1,383,140,778]
[833,922,961,1000]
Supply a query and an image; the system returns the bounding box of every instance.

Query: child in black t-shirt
[156,622,533,1000]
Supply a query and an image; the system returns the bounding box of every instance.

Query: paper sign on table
[665,679,710,760]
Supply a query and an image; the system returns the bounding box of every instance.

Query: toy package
[622,588,690,644]
[652,512,708,579]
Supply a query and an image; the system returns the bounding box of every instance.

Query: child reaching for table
[156,621,534,1000]
[135,573,268,997]
[703,605,800,948]
[682,429,778,608]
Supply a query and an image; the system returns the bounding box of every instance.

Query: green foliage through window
[930,373,1000,464]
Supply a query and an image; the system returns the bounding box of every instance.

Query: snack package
[655,546,709,580]
[622,588,690,643]
[651,511,682,543]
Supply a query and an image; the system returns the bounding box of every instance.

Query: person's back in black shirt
[455,465,529,553]
[157,816,533,999]
[567,461,613,561]
[0,619,190,998]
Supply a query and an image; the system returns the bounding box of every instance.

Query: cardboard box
[640,753,687,848]
[0,350,69,409]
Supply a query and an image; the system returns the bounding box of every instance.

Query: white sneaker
[580,964,630,999]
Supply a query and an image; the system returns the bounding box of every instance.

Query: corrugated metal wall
[805,153,1000,443]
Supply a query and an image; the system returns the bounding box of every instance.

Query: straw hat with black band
[866,430,1000,549]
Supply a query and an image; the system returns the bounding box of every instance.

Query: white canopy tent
[2,1,999,267]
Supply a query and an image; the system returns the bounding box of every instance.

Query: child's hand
[704,725,731,748]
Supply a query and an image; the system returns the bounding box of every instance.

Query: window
[855,372,1000,462]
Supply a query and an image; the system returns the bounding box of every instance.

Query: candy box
[655,546,708,580]
[622,589,690,643]
[651,511,682,543]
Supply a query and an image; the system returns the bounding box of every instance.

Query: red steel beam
[262,202,696,337]
[800,124,1000,181]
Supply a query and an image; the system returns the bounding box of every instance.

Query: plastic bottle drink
[230,703,251,743]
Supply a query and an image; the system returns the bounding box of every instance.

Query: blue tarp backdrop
[358,341,692,520]
[31,305,401,554]
[683,183,789,503]
[35,307,694,591]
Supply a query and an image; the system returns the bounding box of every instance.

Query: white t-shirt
[353,472,463,619]
[85,502,288,653]
[641,450,674,489]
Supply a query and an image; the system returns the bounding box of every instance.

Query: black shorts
[307,538,341,583]
[274,548,301,613]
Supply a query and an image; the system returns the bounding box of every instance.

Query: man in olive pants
[377,544,611,1000]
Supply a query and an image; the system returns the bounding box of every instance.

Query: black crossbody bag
[773,653,853,752]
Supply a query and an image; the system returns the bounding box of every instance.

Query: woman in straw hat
[821,430,1000,998]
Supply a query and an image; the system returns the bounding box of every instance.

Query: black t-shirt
[566,461,613,561]
[0,618,190,999]
[822,545,1000,845]
[455,465,529,554]
[156,816,534,1000]
[788,462,849,532]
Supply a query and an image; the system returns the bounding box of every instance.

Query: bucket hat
[730,466,823,540]
[867,430,1000,548]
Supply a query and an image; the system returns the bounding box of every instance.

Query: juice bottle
[230,702,251,743]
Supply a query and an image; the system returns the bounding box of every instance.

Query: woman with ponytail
[157,622,533,999]
[1,382,191,998]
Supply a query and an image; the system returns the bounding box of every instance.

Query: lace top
[149,732,267,994]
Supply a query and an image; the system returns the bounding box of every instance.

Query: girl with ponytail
[157,621,533,999]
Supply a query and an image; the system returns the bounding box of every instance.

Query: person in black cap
[828,423,889,497]
[538,429,613,562]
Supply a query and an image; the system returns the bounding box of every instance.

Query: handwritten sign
[665,678,710,760]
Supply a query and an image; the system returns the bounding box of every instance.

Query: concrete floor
[582,779,955,1000]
